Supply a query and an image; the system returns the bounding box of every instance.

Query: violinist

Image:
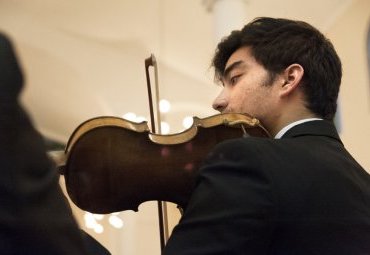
[163,17,370,254]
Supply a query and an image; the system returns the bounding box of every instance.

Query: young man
[163,17,370,254]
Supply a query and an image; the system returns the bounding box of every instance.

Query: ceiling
[0,0,354,142]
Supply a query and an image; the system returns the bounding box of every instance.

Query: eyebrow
[222,60,244,81]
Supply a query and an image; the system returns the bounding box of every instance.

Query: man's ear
[279,64,304,97]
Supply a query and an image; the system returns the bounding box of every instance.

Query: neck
[260,87,319,137]
[266,108,318,137]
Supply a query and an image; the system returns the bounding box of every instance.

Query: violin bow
[145,54,169,251]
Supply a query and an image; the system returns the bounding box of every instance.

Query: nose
[212,92,228,113]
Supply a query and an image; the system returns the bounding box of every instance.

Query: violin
[57,113,269,214]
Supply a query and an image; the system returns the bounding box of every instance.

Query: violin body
[63,113,269,214]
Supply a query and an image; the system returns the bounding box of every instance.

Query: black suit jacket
[163,120,370,254]
[0,33,109,254]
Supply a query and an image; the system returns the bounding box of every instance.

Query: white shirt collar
[274,118,323,139]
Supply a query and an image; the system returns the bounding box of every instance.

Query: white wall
[328,0,370,172]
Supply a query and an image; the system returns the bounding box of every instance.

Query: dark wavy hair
[212,17,342,120]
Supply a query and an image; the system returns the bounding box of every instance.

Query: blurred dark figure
[0,32,110,255]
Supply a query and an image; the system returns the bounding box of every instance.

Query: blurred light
[123,113,148,123]
[182,116,194,129]
[109,215,124,229]
[94,224,104,234]
[161,121,170,134]
[84,212,96,229]
[135,116,147,123]
[123,112,136,121]
[93,214,104,220]
[84,212,104,234]
[159,99,171,113]
[84,212,125,234]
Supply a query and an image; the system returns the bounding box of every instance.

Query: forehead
[226,47,255,66]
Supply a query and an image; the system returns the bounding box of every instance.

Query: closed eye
[230,75,241,85]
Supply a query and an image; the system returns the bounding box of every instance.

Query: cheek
[228,88,250,111]
[230,86,268,115]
